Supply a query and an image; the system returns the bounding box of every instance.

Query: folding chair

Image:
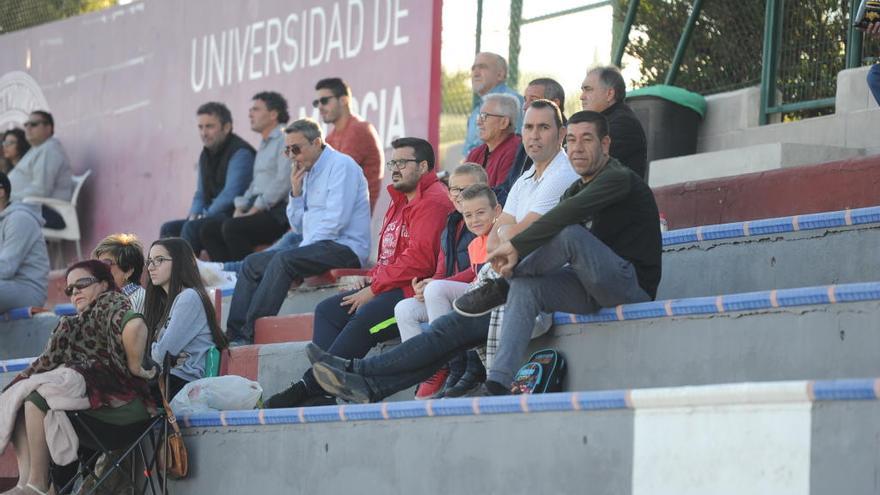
[55,375,171,495]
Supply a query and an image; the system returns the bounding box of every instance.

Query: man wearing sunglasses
[313,78,383,212]
[0,171,50,312]
[7,110,74,229]
[225,118,370,347]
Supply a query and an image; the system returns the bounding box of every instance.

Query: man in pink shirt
[314,78,384,211]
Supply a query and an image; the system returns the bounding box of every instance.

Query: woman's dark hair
[4,128,30,161]
[143,238,227,349]
[66,259,118,293]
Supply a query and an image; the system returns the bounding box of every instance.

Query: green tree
[617,0,850,116]
[0,0,116,35]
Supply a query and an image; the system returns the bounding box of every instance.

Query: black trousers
[201,206,288,262]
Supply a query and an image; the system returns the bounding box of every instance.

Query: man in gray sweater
[8,110,74,229]
[0,171,50,312]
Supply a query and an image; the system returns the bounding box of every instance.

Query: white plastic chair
[23,169,92,261]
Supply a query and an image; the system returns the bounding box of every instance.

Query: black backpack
[510,349,566,394]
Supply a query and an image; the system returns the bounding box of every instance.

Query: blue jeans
[225,240,360,343]
[349,311,492,401]
[488,225,651,385]
[869,64,880,106]
[221,232,303,273]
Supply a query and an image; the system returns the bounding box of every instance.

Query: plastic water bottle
[659,213,668,232]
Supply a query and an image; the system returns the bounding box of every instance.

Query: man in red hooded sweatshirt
[265,137,453,408]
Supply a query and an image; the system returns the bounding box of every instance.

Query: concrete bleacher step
[214,281,880,401]
[658,205,880,298]
[653,154,880,230]
[247,206,880,348]
[649,142,864,188]
[164,378,880,494]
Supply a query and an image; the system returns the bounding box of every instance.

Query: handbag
[158,373,189,479]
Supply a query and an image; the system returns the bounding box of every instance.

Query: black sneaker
[453,278,510,317]
[305,342,351,371]
[263,380,309,409]
[301,395,337,407]
[443,370,486,398]
[466,380,510,397]
[312,362,374,404]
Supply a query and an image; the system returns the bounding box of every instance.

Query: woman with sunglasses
[0,260,157,495]
[1,129,30,174]
[143,238,228,399]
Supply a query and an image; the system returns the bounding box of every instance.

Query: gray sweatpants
[0,279,46,313]
[488,225,651,385]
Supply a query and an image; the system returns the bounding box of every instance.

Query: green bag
[204,346,221,377]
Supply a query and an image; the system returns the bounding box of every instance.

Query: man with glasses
[0,171,49,312]
[264,137,452,408]
[314,78,383,211]
[463,52,523,157]
[7,110,74,229]
[225,118,370,347]
[159,102,255,255]
[465,93,522,187]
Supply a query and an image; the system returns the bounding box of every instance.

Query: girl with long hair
[143,238,227,399]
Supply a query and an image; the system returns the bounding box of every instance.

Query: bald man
[462,52,524,157]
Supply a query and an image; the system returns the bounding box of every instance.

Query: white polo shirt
[503,149,579,222]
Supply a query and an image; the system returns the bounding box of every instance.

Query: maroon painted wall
[654,155,880,229]
[0,0,441,255]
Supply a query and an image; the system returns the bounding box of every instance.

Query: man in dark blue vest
[160,102,255,254]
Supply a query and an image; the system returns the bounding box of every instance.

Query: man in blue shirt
[225,118,371,346]
[462,52,524,157]
[160,102,255,255]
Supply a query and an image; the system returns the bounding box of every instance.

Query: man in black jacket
[580,66,648,179]
[160,102,255,254]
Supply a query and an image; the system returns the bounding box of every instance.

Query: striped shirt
[122,282,145,313]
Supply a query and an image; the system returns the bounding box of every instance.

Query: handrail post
[846,0,864,68]
[508,0,523,88]
[613,0,640,67]
[760,0,784,125]
[664,0,705,86]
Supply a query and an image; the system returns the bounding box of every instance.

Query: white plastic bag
[170,375,263,415]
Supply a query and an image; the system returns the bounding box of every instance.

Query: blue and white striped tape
[662,205,880,246]
[553,281,880,326]
[176,378,880,429]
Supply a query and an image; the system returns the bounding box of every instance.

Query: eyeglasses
[385,159,420,172]
[284,143,309,157]
[23,120,47,128]
[448,186,466,195]
[64,277,99,296]
[145,256,172,268]
[311,96,337,108]
[477,112,506,122]
[1,140,16,147]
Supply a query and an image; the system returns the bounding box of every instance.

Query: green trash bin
[626,85,707,163]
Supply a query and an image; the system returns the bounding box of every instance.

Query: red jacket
[465,133,521,187]
[369,171,453,297]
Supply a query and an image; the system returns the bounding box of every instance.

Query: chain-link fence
[0,0,117,35]
[619,0,867,120]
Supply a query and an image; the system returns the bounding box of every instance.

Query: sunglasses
[145,256,172,268]
[311,95,337,108]
[23,120,47,128]
[284,143,311,157]
[65,277,99,296]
